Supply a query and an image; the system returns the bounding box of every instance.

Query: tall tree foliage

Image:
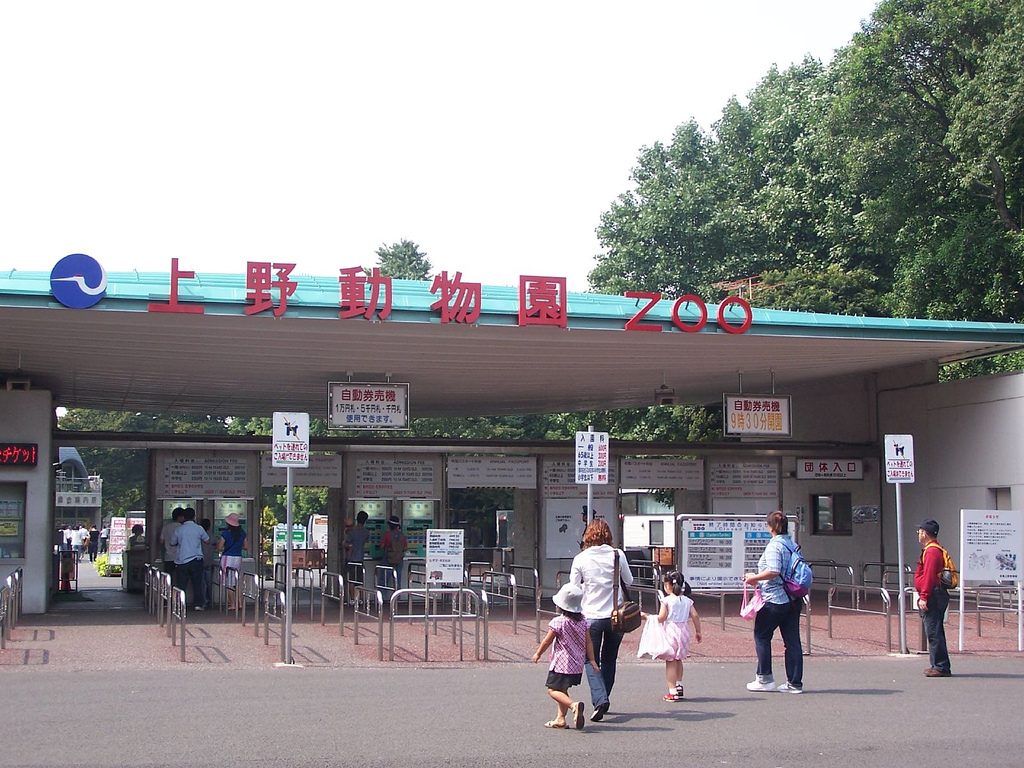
[375,239,432,280]
[593,0,1023,329]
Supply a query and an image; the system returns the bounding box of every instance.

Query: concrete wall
[0,389,54,614]
[878,370,1024,567]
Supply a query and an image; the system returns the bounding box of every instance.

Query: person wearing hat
[217,512,247,610]
[914,518,952,677]
[379,515,408,590]
[532,583,598,729]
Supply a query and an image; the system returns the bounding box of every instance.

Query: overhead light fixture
[654,384,677,406]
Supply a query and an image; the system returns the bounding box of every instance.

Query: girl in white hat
[532,583,599,730]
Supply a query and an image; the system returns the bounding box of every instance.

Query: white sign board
[261,454,343,487]
[709,461,779,499]
[544,498,615,559]
[678,515,796,590]
[543,460,618,499]
[620,458,703,490]
[329,382,410,430]
[272,411,309,468]
[447,456,537,489]
[961,509,1021,582]
[575,431,609,484]
[426,528,464,584]
[351,456,439,498]
[796,458,864,480]
[723,394,792,437]
[160,456,250,497]
[884,433,915,483]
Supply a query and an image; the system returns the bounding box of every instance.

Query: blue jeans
[585,618,623,708]
[921,588,951,673]
[753,600,803,686]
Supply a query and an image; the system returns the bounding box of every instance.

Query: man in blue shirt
[171,507,210,611]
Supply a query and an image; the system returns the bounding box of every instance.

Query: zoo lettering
[624,292,753,335]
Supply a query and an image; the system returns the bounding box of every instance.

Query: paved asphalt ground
[2,564,1022,767]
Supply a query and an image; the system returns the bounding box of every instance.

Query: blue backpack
[780,540,813,599]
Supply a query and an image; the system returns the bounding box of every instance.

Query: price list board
[681,516,778,590]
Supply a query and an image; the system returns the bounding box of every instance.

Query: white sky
[1,1,879,292]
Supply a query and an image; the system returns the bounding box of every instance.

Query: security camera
[654,385,678,406]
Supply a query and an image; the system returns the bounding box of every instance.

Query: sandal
[663,693,682,702]
[571,701,585,730]
[544,720,568,729]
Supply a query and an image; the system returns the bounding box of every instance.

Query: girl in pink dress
[643,570,702,701]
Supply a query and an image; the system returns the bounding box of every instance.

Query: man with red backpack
[914,518,952,678]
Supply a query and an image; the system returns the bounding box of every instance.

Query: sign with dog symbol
[272,412,310,468]
[884,433,914,484]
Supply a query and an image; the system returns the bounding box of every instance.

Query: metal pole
[586,425,594,526]
[895,482,908,654]
[285,466,294,664]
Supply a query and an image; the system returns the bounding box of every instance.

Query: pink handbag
[739,583,765,620]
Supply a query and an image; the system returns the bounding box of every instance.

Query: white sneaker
[777,682,803,694]
[746,677,776,692]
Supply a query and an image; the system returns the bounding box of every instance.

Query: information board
[447,456,537,489]
[161,456,250,497]
[620,458,703,490]
[679,515,797,590]
[961,509,1021,582]
[575,431,609,484]
[884,433,915,483]
[426,528,464,584]
[352,457,439,498]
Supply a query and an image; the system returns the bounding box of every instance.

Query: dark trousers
[175,558,205,608]
[753,600,803,686]
[921,588,951,673]
[585,618,623,707]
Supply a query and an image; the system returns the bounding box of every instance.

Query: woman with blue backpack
[742,510,806,694]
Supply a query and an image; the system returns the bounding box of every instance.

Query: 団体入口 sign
[723,395,792,437]
[329,382,409,430]
[796,459,864,480]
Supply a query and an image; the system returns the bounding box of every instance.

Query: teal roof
[3,267,1022,344]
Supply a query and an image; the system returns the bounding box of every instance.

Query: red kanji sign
[430,271,481,324]
[339,266,392,320]
[147,258,205,314]
[245,262,297,317]
[518,275,567,328]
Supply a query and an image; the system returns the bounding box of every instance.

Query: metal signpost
[575,427,609,526]
[884,433,915,654]
[272,411,309,665]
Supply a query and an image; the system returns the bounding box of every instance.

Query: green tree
[376,239,432,281]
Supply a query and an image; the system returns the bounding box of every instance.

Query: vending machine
[213,499,249,550]
[402,500,436,558]
[351,499,389,560]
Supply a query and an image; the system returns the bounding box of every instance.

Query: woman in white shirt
[569,519,633,721]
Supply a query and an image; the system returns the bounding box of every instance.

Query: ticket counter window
[812,493,852,536]
[0,484,26,559]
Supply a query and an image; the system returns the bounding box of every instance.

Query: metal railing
[480,571,518,632]
[373,565,398,603]
[352,584,385,660]
[240,571,262,636]
[507,566,542,641]
[320,571,345,637]
[387,586,487,662]
[862,562,909,590]
[629,560,663,613]
[262,587,288,663]
[0,585,9,650]
[827,584,893,652]
[157,572,173,628]
[274,562,314,620]
[4,569,22,634]
[220,566,240,618]
[959,584,1021,635]
[169,587,187,661]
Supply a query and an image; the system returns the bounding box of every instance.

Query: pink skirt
[661,621,691,661]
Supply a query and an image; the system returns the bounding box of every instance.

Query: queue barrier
[3,569,23,644]
[0,585,8,651]
[169,586,187,661]
[262,586,288,664]
[240,571,262,636]
[827,584,894,651]
[862,562,910,591]
[480,571,518,633]
[157,572,173,628]
[275,561,315,620]
[387,586,487,662]
[320,571,345,637]
[507,566,541,641]
[352,584,385,660]
[373,565,398,603]
[807,560,856,606]
[962,584,1020,634]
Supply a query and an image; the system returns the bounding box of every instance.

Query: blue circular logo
[50,254,107,308]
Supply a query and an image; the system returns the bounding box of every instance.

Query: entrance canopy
[2,266,1023,417]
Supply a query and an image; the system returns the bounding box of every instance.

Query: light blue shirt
[170,521,209,564]
[758,534,796,605]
